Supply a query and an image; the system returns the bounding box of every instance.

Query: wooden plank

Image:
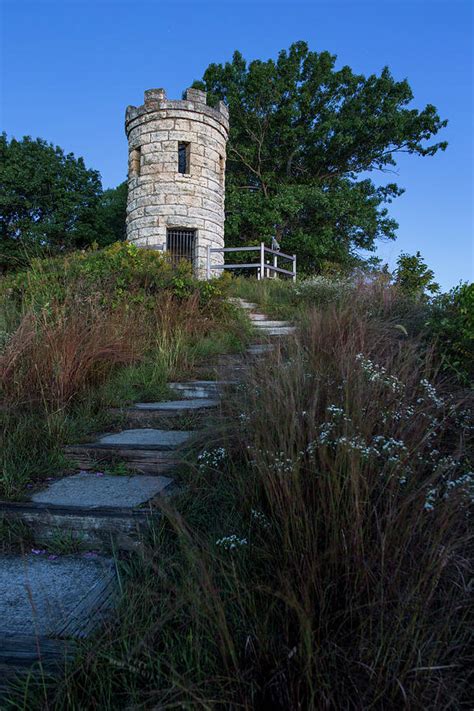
[0,500,165,550]
[0,635,75,667]
[64,445,180,474]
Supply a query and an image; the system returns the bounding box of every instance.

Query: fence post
[273,254,278,279]
[260,242,265,280]
[206,244,211,280]
[292,254,297,282]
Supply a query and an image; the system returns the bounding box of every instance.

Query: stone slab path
[31,471,173,508]
[0,296,294,694]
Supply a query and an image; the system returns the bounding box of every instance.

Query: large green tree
[193,41,447,272]
[0,134,125,271]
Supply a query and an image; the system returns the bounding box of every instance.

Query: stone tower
[125,87,229,278]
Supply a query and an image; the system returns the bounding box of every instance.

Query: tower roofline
[125,86,229,137]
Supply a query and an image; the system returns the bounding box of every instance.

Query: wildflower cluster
[271,452,296,475]
[215,535,248,550]
[355,353,405,395]
[419,378,444,408]
[197,447,227,471]
[251,509,271,529]
[293,275,353,303]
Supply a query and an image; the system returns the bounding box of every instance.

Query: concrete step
[253,320,291,329]
[0,554,115,691]
[64,445,179,474]
[134,398,219,412]
[168,380,237,399]
[257,326,296,336]
[248,313,267,321]
[64,428,194,473]
[228,298,258,310]
[109,398,220,427]
[1,498,162,551]
[246,343,276,356]
[1,470,173,551]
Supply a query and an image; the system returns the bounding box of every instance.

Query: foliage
[0,243,246,497]
[427,282,474,385]
[0,133,108,271]
[193,41,447,271]
[93,181,128,245]
[23,295,472,709]
[1,242,224,314]
[394,250,440,298]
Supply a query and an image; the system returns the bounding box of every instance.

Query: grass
[0,258,251,499]
[9,283,472,710]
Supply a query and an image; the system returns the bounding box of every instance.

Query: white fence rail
[207,243,296,281]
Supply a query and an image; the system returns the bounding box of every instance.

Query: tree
[394,251,440,298]
[94,181,128,246]
[193,42,447,272]
[0,133,104,271]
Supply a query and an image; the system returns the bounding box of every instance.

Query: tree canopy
[193,41,447,272]
[0,134,126,271]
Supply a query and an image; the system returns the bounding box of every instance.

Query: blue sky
[1,0,472,289]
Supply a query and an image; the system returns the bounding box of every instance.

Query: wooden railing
[207,243,296,281]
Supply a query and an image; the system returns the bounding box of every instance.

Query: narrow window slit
[130,146,141,177]
[178,142,190,174]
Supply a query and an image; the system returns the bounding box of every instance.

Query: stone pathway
[0,297,294,693]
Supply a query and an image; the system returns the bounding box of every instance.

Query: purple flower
[48,554,58,560]
[83,551,99,559]
[31,549,46,555]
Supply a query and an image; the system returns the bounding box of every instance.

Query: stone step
[228,298,258,310]
[65,428,194,473]
[257,326,296,336]
[248,312,267,321]
[135,398,219,412]
[1,498,162,551]
[168,380,237,399]
[2,469,172,550]
[246,343,276,356]
[64,444,180,474]
[109,398,220,427]
[253,320,291,329]
[0,554,115,690]
[91,428,194,449]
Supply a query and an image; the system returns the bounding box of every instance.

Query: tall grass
[0,251,247,498]
[24,294,472,709]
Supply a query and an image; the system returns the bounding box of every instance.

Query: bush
[1,242,218,313]
[0,243,233,408]
[427,282,474,385]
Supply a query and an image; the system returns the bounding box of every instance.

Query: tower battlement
[125,87,229,135]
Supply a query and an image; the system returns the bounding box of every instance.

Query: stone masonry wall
[125,87,229,278]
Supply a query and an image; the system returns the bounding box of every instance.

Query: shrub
[426,282,474,385]
[0,243,233,408]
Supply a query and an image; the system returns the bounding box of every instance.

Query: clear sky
[1,0,472,290]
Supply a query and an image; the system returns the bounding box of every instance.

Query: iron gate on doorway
[166,228,196,266]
